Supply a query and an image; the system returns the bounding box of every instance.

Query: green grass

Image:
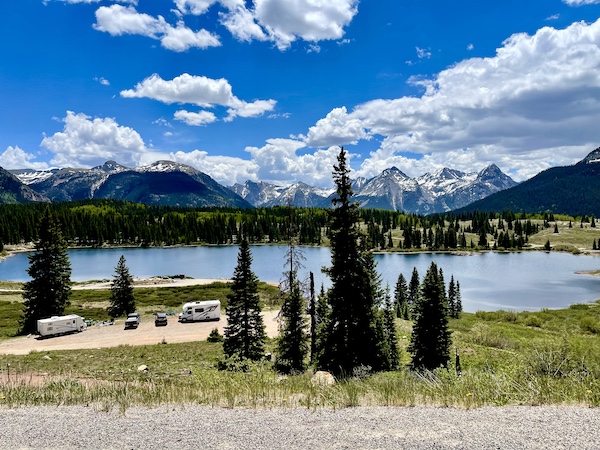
[2,298,600,409]
[528,221,600,250]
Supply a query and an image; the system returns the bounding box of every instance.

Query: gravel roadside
[1,405,599,449]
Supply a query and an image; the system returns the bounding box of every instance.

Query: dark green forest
[0,200,544,251]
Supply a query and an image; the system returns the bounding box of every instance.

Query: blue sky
[1,0,600,187]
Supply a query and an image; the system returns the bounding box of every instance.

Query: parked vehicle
[37,315,87,338]
[124,312,141,329]
[178,300,221,323]
[154,313,168,326]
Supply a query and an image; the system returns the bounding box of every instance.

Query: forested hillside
[0,200,324,246]
[0,200,544,252]
[456,147,600,216]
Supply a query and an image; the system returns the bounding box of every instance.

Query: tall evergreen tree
[408,262,451,371]
[448,275,457,319]
[21,207,72,334]
[455,281,463,317]
[223,239,266,361]
[408,267,420,313]
[381,289,400,370]
[313,284,331,365]
[276,237,309,374]
[107,255,136,318]
[394,273,410,319]
[319,147,380,376]
[308,272,317,366]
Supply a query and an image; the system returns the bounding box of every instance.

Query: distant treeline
[0,200,543,251]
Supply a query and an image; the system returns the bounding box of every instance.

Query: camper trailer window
[195,308,204,313]
[48,327,53,331]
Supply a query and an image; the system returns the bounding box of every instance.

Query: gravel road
[1,405,599,449]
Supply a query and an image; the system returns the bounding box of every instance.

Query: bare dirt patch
[0,309,281,355]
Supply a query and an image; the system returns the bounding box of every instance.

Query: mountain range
[4,147,600,216]
[0,156,530,215]
[456,147,600,217]
[0,166,50,204]
[230,164,517,214]
[8,160,251,209]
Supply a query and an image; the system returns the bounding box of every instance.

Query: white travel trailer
[37,314,87,338]
[178,300,221,323]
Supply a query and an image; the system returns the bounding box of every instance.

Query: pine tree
[394,273,410,319]
[382,289,400,370]
[107,255,136,318]
[554,223,559,233]
[448,275,457,319]
[455,281,462,317]
[478,229,488,248]
[408,267,420,314]
[308,272,317,366]
[275,238,309,374]
[21,207,72,334]
[313,284,330,365]
[408,262,451,371]
[223,239,266,361]
[544,239,551,251]
[319,147,380,376]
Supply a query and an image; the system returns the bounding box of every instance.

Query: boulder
[311,370,335,386]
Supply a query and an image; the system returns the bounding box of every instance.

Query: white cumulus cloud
[169,149,260,185]
[41,111,148,168]
[254,0,359,50]
[0,146,50,170]
[174,109,218,126]
[306,19,600,181]
[121,73,276,122]
[562,0,600,5]
[305,106,370,147]
[245,138,340,185]
[94,5,220,52]
[93,0,357,52]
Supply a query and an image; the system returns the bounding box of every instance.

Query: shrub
[524,315,543,328]
[475,310,518,322]
[207,328,224,343]
[467,323,513,349]
[580,317,600,334]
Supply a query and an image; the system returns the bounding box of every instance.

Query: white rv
[178,300,221,323]
[37,314,87,338]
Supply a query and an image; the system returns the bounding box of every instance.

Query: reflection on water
[1,246,600,312]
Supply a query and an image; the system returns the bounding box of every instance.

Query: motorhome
[37,314,87,338]
[178,300,221,323]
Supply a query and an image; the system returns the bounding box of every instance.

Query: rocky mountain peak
[582,147,600,164]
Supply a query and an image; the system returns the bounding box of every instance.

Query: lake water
[1,246,600,313]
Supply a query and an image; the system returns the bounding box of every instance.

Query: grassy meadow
[1,281,599,409]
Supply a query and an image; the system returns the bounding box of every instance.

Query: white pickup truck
[124,312,141,329]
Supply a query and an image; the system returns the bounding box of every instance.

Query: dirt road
[0,309,281,355]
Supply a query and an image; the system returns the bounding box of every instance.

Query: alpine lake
[2,245,600,313]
